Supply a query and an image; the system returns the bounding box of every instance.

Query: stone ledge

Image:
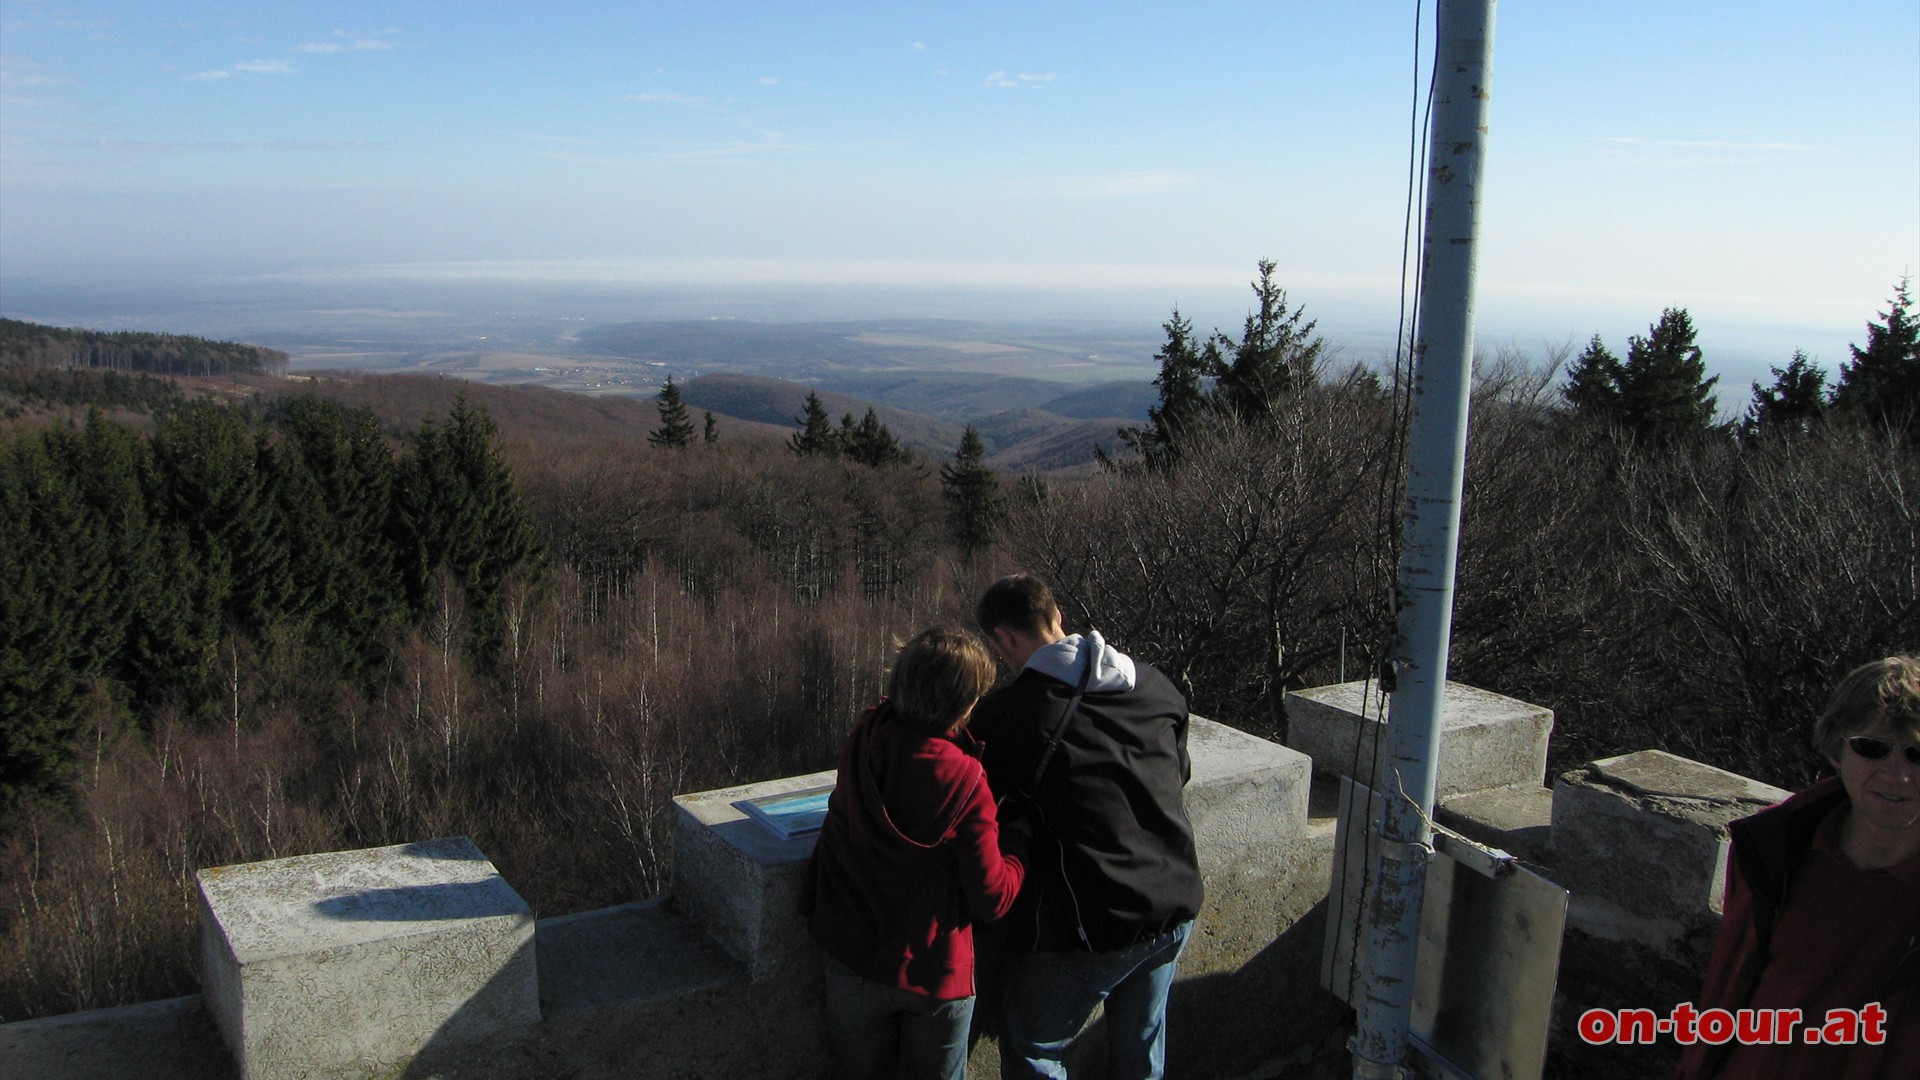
[1,995,230,1080]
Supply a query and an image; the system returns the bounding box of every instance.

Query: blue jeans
[821,954,975,1080]
[998,920,1193,1080]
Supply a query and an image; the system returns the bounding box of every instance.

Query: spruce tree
[1213,260,1323,425]
[703,411,718,445]
[1743,351,1829,439]
[394,397,543,664]
[1619,308,1718,443]
[1562,334,1625,423]
[272,397,405,681]
[840,408,912,467]
[1120,309,1214,468]
[648,377,696,449]
[1833,279,1919,432]
[789,391,840,456]
[0,433,115,809]
[940,425,1005,558]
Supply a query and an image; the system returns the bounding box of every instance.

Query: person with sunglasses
[1678,655,1920,1080]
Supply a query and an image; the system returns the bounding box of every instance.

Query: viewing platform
[4,685,1783,1079]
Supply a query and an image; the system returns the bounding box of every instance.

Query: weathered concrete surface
[196,836,538,1080]
[670,769,832,981]
[1551,750,1788,951]
[1286,681,1553,800]
[1,995,231,1080]
[1438,781,1555,864]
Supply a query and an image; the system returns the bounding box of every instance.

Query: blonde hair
[1813,655,1920,758]
[887,624,996,735]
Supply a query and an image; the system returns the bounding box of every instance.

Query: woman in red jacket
[805,625,1027,1080]
[1679,655,1920,1080]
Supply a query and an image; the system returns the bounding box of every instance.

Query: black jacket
[970,654,1203,953]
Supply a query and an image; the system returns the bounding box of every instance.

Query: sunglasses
[1845,735,1920,766]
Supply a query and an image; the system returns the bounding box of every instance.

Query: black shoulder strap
[1024,649,1096,795]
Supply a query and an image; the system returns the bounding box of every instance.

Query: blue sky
[2,1,1916,383]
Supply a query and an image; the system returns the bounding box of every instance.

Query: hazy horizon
[4,2,1915,403]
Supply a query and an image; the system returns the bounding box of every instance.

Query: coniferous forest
[1,279,1916,1021]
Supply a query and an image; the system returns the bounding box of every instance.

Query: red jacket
[804,701,1025,1000]
[1678,776,1920,1080]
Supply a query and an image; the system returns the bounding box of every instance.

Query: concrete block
[1438,781,1555,864]
[195,836,538,1080]
[1286,680,1553,799]
[1187,715,1312,846]
[671,769,833,979]
[1551,751,1789,949]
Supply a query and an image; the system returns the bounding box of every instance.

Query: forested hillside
[0,319,288,377]
[1,277,1914,1022]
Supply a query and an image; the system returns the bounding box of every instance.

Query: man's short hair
[888,624,997,735]
[976,573,1060,637]
[1813,654,1920,759]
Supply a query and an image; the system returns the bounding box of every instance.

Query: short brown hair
[976,573,1060,637]
[887,624,996,734]
[1813,655,1920,759]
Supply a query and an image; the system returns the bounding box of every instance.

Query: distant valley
[274,317,1166,471]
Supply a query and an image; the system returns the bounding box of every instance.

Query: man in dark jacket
[970,574,1203,1080]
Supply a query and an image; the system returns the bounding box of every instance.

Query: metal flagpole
[1350,1,1498,1076]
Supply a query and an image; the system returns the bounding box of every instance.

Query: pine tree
[703,411,719,445]
[1743,351,1829,439]
[648,377,696,449]
[840,408,912,467]
[940,426,1005,558]
[0,433,116,809]
[1833,279,1920,432]
[789,391,840,457]
[394,397,544,665]
[149,400,284,646]
[1562,334,1625,423]
[1213,260,1323,425]
[272,396,405,681]
[1120,309,1215,468]
[1619,308,1718,443]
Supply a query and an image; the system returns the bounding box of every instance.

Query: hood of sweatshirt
[1024,630,1137,693]
[845,701,984,850]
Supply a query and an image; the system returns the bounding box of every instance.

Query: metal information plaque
[1323,777,1569,1080]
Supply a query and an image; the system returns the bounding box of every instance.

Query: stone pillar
[195,836,538,1080]
[670,770,833,979]
[1287,680,1553,799]
[1551,750,1789,951]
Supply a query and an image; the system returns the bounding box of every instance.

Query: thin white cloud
[188,70,233,81]
[626,91,726,111]
[232,58,296,75]
[913,42,927,51]
[296,33,399,55]
[984,70,1057,90]
[758,76,780,85]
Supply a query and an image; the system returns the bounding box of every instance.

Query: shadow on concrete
[310,880,525,922]
[397,937,542,1080]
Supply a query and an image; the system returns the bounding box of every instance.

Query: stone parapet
[1550,750,1789,952]
[195,836,539,1080]
[1286,680,1553,800]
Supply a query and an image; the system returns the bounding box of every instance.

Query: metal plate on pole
[1325,777,1569,1080]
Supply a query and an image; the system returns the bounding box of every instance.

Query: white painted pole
[1350,1,1498,1077]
